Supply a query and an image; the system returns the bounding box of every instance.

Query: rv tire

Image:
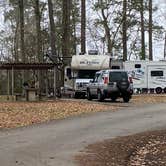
[164,88,166,93]
[155,87,162,94]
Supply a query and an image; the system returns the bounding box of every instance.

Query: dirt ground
[76,130,166,166]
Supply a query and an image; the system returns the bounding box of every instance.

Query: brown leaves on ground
[132,94,166,105]
[76,130,166,166]
[0,94,165,129]
[0,100,117,129]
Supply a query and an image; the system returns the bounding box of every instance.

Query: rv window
[66,68,72,78]
[77,70,98,79]
[151,71,163,77]
[135,64,141,68]
[111,66,120,69]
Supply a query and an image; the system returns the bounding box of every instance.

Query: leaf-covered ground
[76,130,166,166]
[0,100,117,129]
[0,94,165,129]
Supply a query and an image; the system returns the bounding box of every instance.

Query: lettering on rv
[80,59,100,65]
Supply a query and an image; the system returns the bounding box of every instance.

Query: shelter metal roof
[0,63,61,70]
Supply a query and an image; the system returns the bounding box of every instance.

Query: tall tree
[19,0,25,63]
[34,0,43,96]
[149,0,153,60]
[140,0,145,60]
[81,0,86,54]
[48,0,57,59]
[122,0,127,61]
[62,0,71,58]
[164,32,166,59]
[34,0,42,62]
[48,0,57,96]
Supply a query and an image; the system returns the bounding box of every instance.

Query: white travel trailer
[64,54,123,98]
[124,60,166,93]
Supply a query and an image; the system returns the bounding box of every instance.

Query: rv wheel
[164,88,166,93]
[155,87,162,94]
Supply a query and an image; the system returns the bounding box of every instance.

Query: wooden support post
[45,70,48,97]
[11,67,14,95]
[7,70,10,95]
[53,65,57,98]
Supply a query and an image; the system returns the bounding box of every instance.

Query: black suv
[87,70,133,102]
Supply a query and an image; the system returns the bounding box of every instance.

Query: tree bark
[61,0,71,87]
[19,0,25,63]
[164,32,166,59]
[122,0,127,61]
[101,8,112,55]
[34,0,42,96]
[48,0,57,96]
[81,0,86,54]
[140,0,145,60]
[19,0,26,93]
[149,0,153,60]
[62,0,71,58]
[48,0,57,59]
[34,0,42,62]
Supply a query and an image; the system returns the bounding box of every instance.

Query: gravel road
[0,103,166,166]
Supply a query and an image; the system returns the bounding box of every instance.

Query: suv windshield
[109,71,128,82]
[77,70,98,79]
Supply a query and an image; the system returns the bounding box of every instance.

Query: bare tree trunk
[122,0,127,61]
[14,21,19,62]
[81,0,86,54]
[62,0,71,58]
[149,0,153,60]
[19,0,25,63]
[48,0,57,96]
[34,0,42,96]
[19,0,26,94]
[34,0,42,62]
[61,0,71,87]
[140,0,145,60]
[164,32,166,59]
[48,0,57,58]
[101,8,112,55]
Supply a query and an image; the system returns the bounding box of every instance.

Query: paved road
[0,103,166,166]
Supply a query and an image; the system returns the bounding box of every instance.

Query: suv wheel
[123,96,130,103]
[110,96,117,102]
[97,90,104,102]
[87,90,92,100]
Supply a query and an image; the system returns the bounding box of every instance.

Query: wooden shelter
[0,62,61,98]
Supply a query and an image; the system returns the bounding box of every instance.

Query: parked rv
[124,60,166,94]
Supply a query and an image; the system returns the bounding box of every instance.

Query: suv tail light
[129,76,133,83]
[104,77,108,84]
